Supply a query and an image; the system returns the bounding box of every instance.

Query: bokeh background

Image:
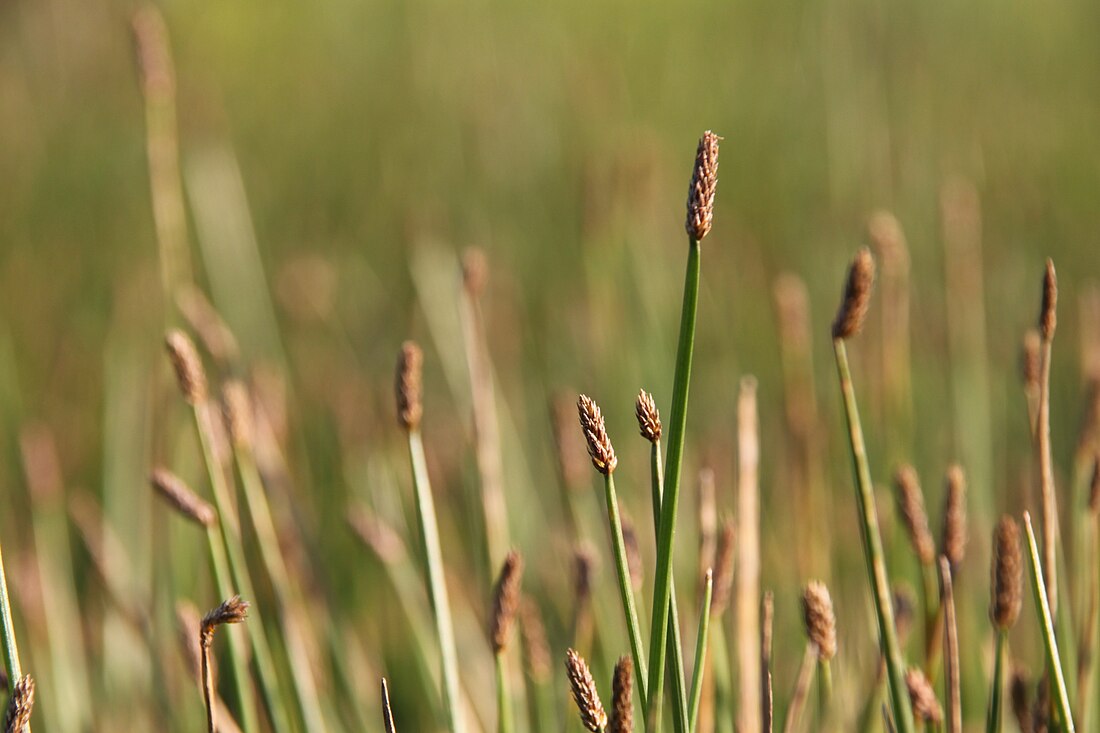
[0,0,1098,730]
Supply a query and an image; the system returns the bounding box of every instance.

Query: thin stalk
[940,557,961,733]
[408,430,465,733]
[921,561,941,674]
[736,378,761,733]
[688,570,714,733]
[647,239,701,732]
[782,646,817,733]
[496,653,512,733]
[818,661,834,730]
[833,338,916,733]
[202,634,217,733]
[603,472,649,706]
[1039,337,1060,617]
[986,631,1007,733]
[1024,512,1076,732]
[0,542,22,686]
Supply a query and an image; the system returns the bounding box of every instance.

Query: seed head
[685,131,720,241]
[519,597,552,683]
[577,394,617,475]
[3,675,34,733]
[490,550,524,654]
[565,648,607,732]
[635,390,662,443]
[710,518,736,616]
[395,341,423,431]
[608,656,633,733]
[831,248,876,340]
[151,467,216,527]
[905,667,943,724]
[990,515,1023,631]
[165,329,207,404]
[802,581,837,661]
[893,464,935,565]
[1009,668,1032,733]
[200,595,250,648]
[941,464,968,569]
[221,380,254,450]
[892,584,917,642]
[1039,258,1057,341]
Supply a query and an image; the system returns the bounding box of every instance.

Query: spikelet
[1039,258,1057,341]
[801,581,837,661]
[685,131,720,241]
[150,467,216,527]
[577,394,617,475]
[990,515,1023,630]
[165,329,207,404]
[710,518,736,616]
[608,656,633,733]
[221,380,254,450]
[634,390,662,443]
[831,248,875,340]
[490,550,523,654]
[893,464,935,565]
[395,342,423,431]
[941,464,968,568]
[200,595,250,647]
[905,667,943,724]
[3,675,35,733]
[566,648,607,732]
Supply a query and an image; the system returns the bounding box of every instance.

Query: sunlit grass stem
[688,569,713,733]
[603,471,650,707]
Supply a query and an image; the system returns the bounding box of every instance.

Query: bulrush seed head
[905,667,943,724]
[685,131,720,241]
[941,464,968,568]
[150,467,216,527]
[892,464,936,565]
[394,341,423,431]
[802,581,837,661]
[831,248,875,340]
[490,550,524,654]
[165,329,207,404]
[200,595,250,647]
[3,675,34,733]
[221,380,254,450]
[566,648,607,732]
[990,515,1023,630]
[608,656,633,733]
[634,389,662,443]
[577,394,617,475]
[1040,258,1058,341]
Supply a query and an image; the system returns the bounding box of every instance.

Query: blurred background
[0,0,1098,730]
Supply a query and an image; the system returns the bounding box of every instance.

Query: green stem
[408,430,465,733]
[604,472,649,706]
[833,338,916,733]
[496,653,512,733]
[647,239,701,733]
[0,542,22,683]
[986,631,1006,733]
[688,571,713,733]
[1024,512,1076,732]
[818,661,833,731]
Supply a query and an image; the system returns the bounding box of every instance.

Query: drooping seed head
[893,464,936,565]
[3,675,35,733]
[221,380,254,450]
[165,329,207,404]
[990,515,1023,631]
[941,464,968,569]
[608,656,633,733]
[566,649,607,732]
[490,550,524,654]
[1039,258,1058,341]
[685,131,720,242]
[905,667,943,724]
[1021,329,1042,392]
[519,597,552,683]
[710,517,736,616]
[802,581,837,661]
[200,595,250,647]
[394,341,423,431]
[831,248,876,340]
[150,467,216,527]
[634,390,662,443]
[577,394,617,475]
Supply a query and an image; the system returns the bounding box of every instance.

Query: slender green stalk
[0,543,22,684]
[833,338,916,733]
[940,557,960,733]
[408,430,465,733]
[688,570,713,733]
[818,661,833,729]
[496,653,512,733]
[603,472,649,706]
[1024,511,1076,732]
[986,631,1007,733]
[647,238,701,732]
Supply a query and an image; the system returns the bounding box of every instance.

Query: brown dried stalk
[199,596,250,733]
[381,678,397,733]
[150,467,216,527]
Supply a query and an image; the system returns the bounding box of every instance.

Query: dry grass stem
[939,557,960,733]
[490,550,523,654]
[381,678,397,733]
[150,467,217,527]
[199,596,250,733]
[566,648,607,732]
[710,518,735,616]
[577,394,617,475]
[737,376,761,733]
[685,131,720,241]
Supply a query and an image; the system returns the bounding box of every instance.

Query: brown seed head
[867,211,910,272]
[1039,258,1058,341]
[221,380,254,450]
[165,329,207,404]
[200,595,250,647]
[573,543,597,607]
[3,675,35,733]
[462,247,489,298]
[802,581,837,661]
[685,131,720,241]
[577,394,617,474]
[941,464,968,568]
[635,390,662,443]
[519,597,552,683]
[892,584,917,642]
[608,656,633,733]
[893,464,936,565]
[621,517,643,591]
[831,248,876,340]
[990,515,1023,630]
[150,467,216,527]
[1021,329,1042,391]
[905,667,943,724]
[710,517,736,616]
[490,550,524,653]
[1089,453,1100,515]
[1009,668,1033,733]
[395,341,423,431]
[566,648,607,732]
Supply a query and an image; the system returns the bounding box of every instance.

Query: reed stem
[603,472,650,707]
[496,653,512,733]
[0,542,22,687]
[986,631,1007,733]
[940,557,961,733]
[688,570,713,733]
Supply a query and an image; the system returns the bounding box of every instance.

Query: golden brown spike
[395,341,424,431]
[831,248,875,340]
[710,517,736,616]
[685,131,720,241]
[519,597,552,683]
[577,394,617,475]
[165,329,208,404]
[990,515,1023,630]
[905,667,943,724]
[3,675,34,733]
[941,464,968,569]
[565,648,607,732]
[221,380,254,450]
[801,581,837,661]
[1040,258,1058,341]
[893,464,936,565]
[635,389,662,443]
[490,550,524,654]
[150,467,216,527]
[381,678,397,733]
[608,656,633,733]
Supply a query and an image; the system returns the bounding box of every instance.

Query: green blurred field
[0,0,1099,730]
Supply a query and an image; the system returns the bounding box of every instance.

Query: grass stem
[688,570,713,733]
[603,472,650,707]
[986,631,1007,733]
